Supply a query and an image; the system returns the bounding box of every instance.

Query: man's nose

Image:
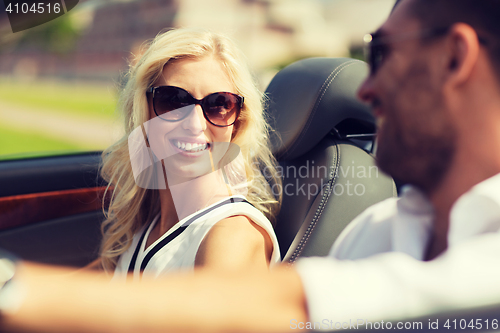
[182,104,207,133]
[357,76,374,104]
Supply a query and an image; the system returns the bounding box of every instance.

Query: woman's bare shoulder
[194,215,273,271]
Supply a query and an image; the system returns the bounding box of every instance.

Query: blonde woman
[96,28,282,279]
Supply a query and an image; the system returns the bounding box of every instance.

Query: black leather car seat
[265,57,396,263]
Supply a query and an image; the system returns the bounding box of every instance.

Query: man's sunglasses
[364,27,490,75]
[147,86,244,127]
[364,27,451,75]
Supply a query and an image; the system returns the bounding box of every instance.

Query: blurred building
[0,0,395,86]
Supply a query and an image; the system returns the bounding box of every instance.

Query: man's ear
[445,23,480,87]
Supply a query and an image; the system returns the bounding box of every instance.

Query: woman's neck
[158,170,232,233]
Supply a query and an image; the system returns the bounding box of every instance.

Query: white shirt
[113,195,281,281]
[295,173,500,327]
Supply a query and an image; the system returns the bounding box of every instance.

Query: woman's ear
[445,23,480,87]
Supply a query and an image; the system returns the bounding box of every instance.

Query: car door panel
[0,153,105,267]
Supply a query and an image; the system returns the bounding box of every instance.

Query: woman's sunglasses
[147,86,244,127]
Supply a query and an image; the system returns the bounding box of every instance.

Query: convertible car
[0,57,395,266]
[1,57,499,332]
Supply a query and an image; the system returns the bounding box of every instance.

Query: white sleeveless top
[112,196,281,281]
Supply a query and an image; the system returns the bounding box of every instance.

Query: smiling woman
[98,27,283,277]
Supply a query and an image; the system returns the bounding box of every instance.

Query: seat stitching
[280,62,344,158]
[284,60,360,159]
[287,140,341,263]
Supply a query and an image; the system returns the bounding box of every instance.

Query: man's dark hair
[394,0,500,79]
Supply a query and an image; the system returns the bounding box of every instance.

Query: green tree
[17,14,80,54]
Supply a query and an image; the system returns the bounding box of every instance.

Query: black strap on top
[127,197,251,274]
[127,225,149,273]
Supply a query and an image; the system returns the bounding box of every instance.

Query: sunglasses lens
[203,93,242,126]
[154,87,193,120]
[151,87,242,126]
[364,34,385,75]
[371,44,383,74]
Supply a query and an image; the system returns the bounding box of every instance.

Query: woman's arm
[195,216,274,271]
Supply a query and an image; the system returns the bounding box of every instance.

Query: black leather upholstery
[265,57,396,262]
[267,57,376,160]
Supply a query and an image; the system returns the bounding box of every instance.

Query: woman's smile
[169,137,211,156]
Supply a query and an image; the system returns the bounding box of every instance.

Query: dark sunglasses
[147,86,244,127]
[364,27,450,75]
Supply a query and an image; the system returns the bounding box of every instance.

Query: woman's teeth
[174,140,208,152]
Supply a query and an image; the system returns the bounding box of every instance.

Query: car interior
[266,57,396,262]
[0,57,396,266]
[2,56,498,332]
[0,152,105,266]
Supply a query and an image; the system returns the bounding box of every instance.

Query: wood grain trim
[0,187,111,231]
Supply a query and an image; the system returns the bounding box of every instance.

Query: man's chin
[375,149,400,180]
[376,148,454,195]
[376,143,426,189]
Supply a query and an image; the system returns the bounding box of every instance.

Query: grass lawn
[0,77,119,121]
[0,123,89,160]
[0,77,120,159]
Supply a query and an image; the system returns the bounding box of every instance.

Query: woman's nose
[181,104,207,133]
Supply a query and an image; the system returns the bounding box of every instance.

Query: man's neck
[425,127,500,260]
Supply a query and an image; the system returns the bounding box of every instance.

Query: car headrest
[266,57,375,160]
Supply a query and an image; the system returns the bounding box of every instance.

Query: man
[2,0,500,331]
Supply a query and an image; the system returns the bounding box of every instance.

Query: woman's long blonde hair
[100,27,282,272]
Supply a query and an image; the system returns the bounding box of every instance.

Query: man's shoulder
[329,197,400,260]
[330,187,434,260]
